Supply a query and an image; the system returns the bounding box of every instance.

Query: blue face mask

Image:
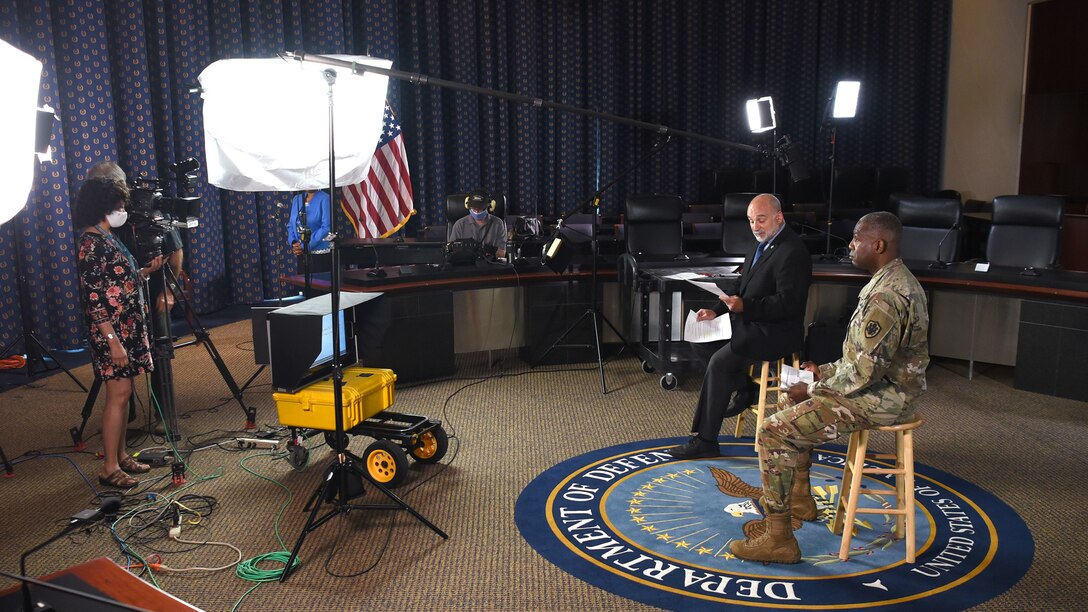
[469,209,488,221]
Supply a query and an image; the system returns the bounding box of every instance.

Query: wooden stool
[832,414,924,563]
[732,354,799,450]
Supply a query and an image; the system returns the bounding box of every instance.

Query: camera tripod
[70,262,256,448]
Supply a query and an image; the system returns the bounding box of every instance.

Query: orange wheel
[363,440,407,487]
[409,425,448,464]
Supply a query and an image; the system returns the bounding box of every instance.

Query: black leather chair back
[721,192,758,255]
[624,194,684,256]
[987,195,1064,268]
[897,196,961,262]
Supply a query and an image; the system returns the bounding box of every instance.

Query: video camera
[127,158,202,265]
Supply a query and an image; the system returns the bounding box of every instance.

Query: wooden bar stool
[732,353,799,450]
[832,414,924,563]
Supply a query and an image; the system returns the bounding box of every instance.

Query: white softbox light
[199,55,391,192]
[0,38,44,225]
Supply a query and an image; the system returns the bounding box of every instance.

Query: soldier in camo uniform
[730,211,930,564]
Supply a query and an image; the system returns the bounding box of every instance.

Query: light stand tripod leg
[0,333,87,392]
[239,364,266,394]
[281,459,343,581]
[1,440,13,476]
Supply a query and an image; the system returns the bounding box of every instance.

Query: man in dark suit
[668,193,812,459]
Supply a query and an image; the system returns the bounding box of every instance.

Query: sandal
[98,469,139,489]
[120,456,151,474]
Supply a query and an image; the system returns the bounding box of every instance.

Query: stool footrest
[851,487,898,496]
[862,468,905,475]
[855,507,908,515]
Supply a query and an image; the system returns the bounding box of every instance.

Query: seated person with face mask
[447,189,507,260]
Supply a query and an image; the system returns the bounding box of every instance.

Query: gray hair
[87,161,126,183]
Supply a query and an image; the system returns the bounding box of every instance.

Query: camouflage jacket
[810,259,930,424]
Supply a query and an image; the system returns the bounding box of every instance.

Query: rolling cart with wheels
[627,262,740,390]
[273,366,447,488]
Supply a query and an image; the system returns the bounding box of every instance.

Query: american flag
[341,104,414,238]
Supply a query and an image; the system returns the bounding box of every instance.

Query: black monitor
[250,306,278,365]
[267,292,382,392]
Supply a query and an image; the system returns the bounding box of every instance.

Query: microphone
[20,498,123,611]
[365,243,387,278]
[793,223,850,262]
[928,223,959,269]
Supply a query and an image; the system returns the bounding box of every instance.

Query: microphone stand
[533,137,672,394]
[929,223,959,269]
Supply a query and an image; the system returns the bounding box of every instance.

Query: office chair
[897,196,962,264]
[986,195,1064,269]
[721,192,759,256]
[624,194,684,257]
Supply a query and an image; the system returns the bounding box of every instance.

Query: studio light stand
[281,67,446,582]
[819,80,860,261]
[534,138,675,394]
[821,123,839,260]
[0,210,87,392]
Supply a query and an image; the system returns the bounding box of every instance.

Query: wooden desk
[0,557,201,611]
[283,258,1088,401]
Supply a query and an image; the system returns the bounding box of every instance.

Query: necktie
[752,241,768,267]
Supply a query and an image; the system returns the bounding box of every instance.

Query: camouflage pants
[756,395,877,514]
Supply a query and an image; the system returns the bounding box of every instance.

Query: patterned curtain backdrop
[0,0,950,352]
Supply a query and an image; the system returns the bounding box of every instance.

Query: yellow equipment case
[273,367,396,431]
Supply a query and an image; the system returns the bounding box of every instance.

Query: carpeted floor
[0,318,1085,611]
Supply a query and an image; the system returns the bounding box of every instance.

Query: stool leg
[752,361,771,451]
[832,432,858,536]
[838,430,870,561]
[734,364,757,439]
[893,431,906,540]
[903,429,917,563]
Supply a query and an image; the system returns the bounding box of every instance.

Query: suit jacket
[713,224,812,361]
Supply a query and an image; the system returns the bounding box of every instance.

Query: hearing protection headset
[465,189,497,213]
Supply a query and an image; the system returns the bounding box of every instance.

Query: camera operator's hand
[291,241,303,256]
[140,255,165,280]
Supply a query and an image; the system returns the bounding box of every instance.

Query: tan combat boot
[792,450,818,522]
[730,511,801,564]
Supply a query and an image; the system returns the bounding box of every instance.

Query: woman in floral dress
[74,177,164,488]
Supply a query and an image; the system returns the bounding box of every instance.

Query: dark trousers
[690,341,755,441]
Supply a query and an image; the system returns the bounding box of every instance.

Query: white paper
[975,262,990,272]
[687,279,727,297]
[780,364,815,389]
[684,310,731,343]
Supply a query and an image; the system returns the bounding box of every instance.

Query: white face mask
[105,209,128,228]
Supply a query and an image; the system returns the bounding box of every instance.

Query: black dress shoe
[667,436,720,459]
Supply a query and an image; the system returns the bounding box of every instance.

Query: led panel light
[832,81,861,119]
[746,97,776,133]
